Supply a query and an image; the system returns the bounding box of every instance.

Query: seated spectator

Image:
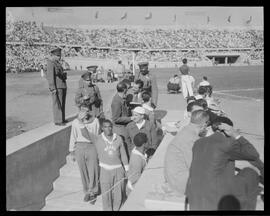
[126,132,148,196]
[126,106,158,156]
[195,86,208,100]
[186,117,264,210]
[198,76,210,88]
[167,74,181,93]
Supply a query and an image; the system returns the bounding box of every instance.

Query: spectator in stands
[186,117,264,210]
[94,119,129,211]
[164,110,210,197]
[179,58,194,99]
[126,132,148,196]
[126,106,158,156]
[69,108,100,204]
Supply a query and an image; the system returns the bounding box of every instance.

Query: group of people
[164,66,264,210]
[45,46,163,210]
[7,20,264,49]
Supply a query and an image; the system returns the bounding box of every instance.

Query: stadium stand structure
[6,21,264,72]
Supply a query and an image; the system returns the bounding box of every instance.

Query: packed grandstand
[6,20,264,72]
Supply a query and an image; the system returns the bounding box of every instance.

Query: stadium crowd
[6,20,264,72]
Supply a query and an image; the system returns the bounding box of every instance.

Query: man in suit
[134,62,158,108]
[111,82,135,159]
[164,110,210,197]
[46,47,67,126]
[186,117,264,210]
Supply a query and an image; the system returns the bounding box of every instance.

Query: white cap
[133,106,145,115]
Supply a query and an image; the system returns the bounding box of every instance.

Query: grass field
[6,65,263,139]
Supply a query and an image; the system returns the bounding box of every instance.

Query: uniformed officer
[78,66,98,88]
[46,47,67,126]
[179,58,194,99]
[75,71,104,120]
[134,62,158,108]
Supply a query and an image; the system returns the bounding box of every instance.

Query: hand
[218,123,240,138]
[51,89,57,94]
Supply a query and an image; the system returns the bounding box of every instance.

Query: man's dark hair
[174,74,178,77]
[196,98,208,110]
[203,76,207,80]
[182,58,187,64]
[198,86,207,95]
[186,96,196,104]
[116,82,127,93]
[102,119,113,127]
[187,101,203,112]
[142,91,151,103]
[121,79,131,87]
[118,60,122,64]
[135,79,144,89]
[133,133,148,147]
[211,116,234,132]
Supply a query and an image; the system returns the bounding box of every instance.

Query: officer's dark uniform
[75,71,103,119]
[134,62,158,107]
[46,47,67,125]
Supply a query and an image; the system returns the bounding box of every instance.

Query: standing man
[69,108,100,204]
[111,82,135,159]
[164,110,210,197]
[75,71,104,120]
[135,62,158,108]
[95,119,129,211]
[179,58,194,99]
[46,47,67,126]
[115,60,126,81]
[186,118,264,210]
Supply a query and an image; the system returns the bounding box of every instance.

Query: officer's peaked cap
[87,65,98,70]
[138,62,149,67]
[81,72,92,80]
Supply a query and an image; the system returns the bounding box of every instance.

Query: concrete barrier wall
[6,115,76,211]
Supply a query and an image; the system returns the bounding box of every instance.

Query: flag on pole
[95,11,99,19]
[121,12,127,20]
[227,15,231,23]
[246,16,252,24]
[207,16,210,24]
[145,12,152,20]
[173,14,176,22]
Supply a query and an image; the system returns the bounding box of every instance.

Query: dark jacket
[46,59,67,90]
[126,120,158,150]
[111,94,131,125]
[186,132,263,210]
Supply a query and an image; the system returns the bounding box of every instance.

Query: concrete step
[43,193,103,211]
[53,176,82,192]
[59,162,81,178]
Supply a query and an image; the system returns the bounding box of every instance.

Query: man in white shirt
[69,109,100,204]
[198,76,210,88]
[115,60,125,81]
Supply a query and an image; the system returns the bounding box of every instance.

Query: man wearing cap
[186,118,264,210]
[75,72,103,120]
[134,62,158,108]
[126,106,158,156]
[46,47,67,126]
[179,58,194,99]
